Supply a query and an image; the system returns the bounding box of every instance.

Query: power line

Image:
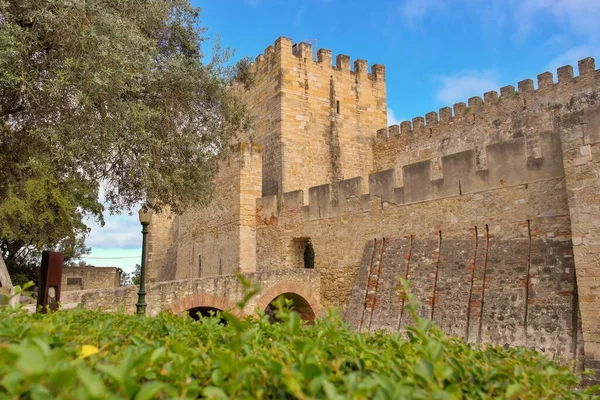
[81,256,139,260]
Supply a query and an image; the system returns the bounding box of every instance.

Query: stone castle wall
[256,160,579,364]
[146,36,600,376]
[559,99,600,373]
[255,58,600,369]
[235,41,283,197]
[61,267,121,291]
[147,144,262,282]
[146,211,175,283]
[372,59,596,177]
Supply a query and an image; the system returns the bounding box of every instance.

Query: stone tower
[239,37,387,200]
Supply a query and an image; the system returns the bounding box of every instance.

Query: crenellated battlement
[376,57,598,139]
[257,130,564,224]
[249,36,385,82]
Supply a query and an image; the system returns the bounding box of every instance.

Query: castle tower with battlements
[238,37,387,200]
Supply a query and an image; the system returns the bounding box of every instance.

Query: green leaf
[414,359,435,385]
[287,311,301,334]
[118,348,136,382]
[505,383,521,398]
[301,363,322,381]
[428,341,443,362]
[96,364,123,385]
[15,345,46,375]
[77,367,105,399]
[134,381,164,400]
[30,384,53,400]
[240,327,258,343]
[202,386,228,400]
[1,371,24,394]
[322,380,345,400]
[211,369,224,385]
[150,347,166,364]
[223,312,244,332]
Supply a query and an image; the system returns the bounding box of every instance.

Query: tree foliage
[132,263,141,286]
[0,0,249,270]
[118,264,141,287]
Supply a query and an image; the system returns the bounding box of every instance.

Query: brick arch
[167,293,244,318]
[255,280,322,321]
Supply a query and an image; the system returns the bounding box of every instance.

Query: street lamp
[136,207,153,315]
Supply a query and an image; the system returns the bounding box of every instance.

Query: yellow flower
[79,344,100,359]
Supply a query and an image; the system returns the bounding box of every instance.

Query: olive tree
[0,0,249,271]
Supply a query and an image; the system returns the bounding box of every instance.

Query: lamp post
[136,207,153,315]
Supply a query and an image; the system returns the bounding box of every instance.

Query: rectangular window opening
[66,277,82,286]
[336,100,340,114]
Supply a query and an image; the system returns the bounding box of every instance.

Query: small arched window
[291,237,315,269]
[303,240,315,269]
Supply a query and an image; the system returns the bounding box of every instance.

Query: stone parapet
[257,131,564,224]
[375,58,597,141]
[250,37,385,82]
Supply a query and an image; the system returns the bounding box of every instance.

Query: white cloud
[86,213,141,250]
[387,108,402,125]
[400,0,445,26]
[82,212,142,273]
[545,45,600,73]
[399,0,600,40]
[514,0,600,39]
[435,70,501,105]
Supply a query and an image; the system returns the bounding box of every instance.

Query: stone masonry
[61,269,321,320]
[146,37,600,377]
[61,267,121,292]
[148,143,262,281]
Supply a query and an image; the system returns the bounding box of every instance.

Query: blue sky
[84,0,600,272]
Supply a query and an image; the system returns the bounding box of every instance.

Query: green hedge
[0,292,597,399]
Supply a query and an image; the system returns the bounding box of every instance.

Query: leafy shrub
[0,286,597,399]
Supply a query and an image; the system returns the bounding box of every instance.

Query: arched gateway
[255,281,321,323]
[168,293,242,318]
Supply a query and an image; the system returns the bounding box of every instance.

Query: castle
[145,37,600,374]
